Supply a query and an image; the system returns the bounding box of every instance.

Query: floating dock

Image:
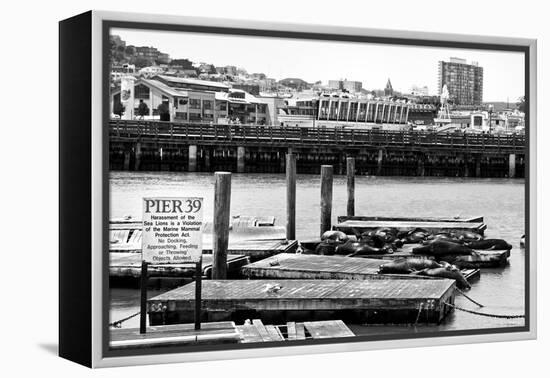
[237,319,354,343]
[110,216,297,260]
[333,219,487,236]
[240,253,479,282]
[354,244,509,268]
[109,253,250,288]
[148,279,456,325]
[109,321,240,350]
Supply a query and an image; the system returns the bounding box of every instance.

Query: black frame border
[101,19,531,359]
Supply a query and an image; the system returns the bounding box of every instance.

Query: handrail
[109,119,525,150]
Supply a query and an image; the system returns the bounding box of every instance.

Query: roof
[215,89,263,105]
[154,74,229,90]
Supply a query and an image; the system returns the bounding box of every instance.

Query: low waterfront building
[277,92,411,130]
[110,75,283,125]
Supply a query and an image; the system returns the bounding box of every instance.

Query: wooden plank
[265,325,285,341]
[110,321,239,349]
[252,319,272,342]
[304,320,354,339]
[286,322,297,341]
[295,323,306,340]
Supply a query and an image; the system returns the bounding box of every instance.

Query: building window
[189,98,201,109]
[203,100,213,110]
[134,84,150,99]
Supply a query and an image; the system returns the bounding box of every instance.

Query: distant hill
[278,78,311,90]
[484,101,518,112]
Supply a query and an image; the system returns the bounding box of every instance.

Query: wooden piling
[286,154,296,240]
[509,153,516,178]
[139,261,148,334]
[212,172,232,279]
[123,150,131,171]
[237,146,246,173]
[320,165,333,237]
[134,142,142,171]
[376,149,383,176]
[188,145,198,172]
[346,157,355,217]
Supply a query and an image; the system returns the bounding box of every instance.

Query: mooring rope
[109,311,141,328]
[454,287,484,307]
[444,302,525,319]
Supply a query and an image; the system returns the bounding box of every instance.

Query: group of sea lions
[308,227,513,290]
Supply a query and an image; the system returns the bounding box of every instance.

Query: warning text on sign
[142,197,204,264]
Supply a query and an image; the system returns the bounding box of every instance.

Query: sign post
[141,197,204,334]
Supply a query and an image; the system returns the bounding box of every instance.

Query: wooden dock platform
[237,319,354,343]
[109,253,250,288]
[333,219,487,236]
[109,321,240,350]
[110,216,296,260]
[240,253,479,282]
[148,279,456,325]
[355,244,509,268]
[336,215,484,224]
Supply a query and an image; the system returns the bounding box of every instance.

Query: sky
[112,28,525,103]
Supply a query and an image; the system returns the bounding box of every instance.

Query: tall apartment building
[328,79,362,92]
[438,57,483,105]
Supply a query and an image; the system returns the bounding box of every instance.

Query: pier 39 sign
[142,197,204,264]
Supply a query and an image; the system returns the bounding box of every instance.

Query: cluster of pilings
[109,141,524,178]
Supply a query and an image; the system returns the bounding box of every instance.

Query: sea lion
[452,230,483,242]
[378,258,442,274]
[520,235,525,248]
[413,267,471,289]
[321,230,349,243]
[412,240,474,257]
[464,239,512,250]
[315,241,338,255]
[335,241,390,256]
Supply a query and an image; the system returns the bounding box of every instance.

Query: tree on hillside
[517,96,526,112]
[113,101,125,118]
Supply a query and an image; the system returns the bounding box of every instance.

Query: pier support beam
[237,146,246,173]
[134,142,142,171]
[286,154,296,240]
[475,157,481,178]
[123,150,131,171]
[320,165,333,237]
[212,172,232,279]
[188,145,198,172]
[417,154,425,177]
[463,155,470,177]
[509,154,516,178]
[204,149,211,172]
[376,149,383,176]
[346,157,355,217]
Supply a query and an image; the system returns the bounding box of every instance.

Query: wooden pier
[109,321,240,350]
[237,319,354,343]
[240,253,479,282]
[148,279,456,325]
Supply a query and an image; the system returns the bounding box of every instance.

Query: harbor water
[109,171,526,335]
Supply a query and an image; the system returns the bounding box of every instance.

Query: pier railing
[109,119,526,153]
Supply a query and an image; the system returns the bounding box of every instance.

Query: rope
[109,311,141,328]
[444,302,525,319]
[455,287,484,307]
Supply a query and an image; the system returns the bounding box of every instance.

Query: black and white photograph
[104,21,530,355]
